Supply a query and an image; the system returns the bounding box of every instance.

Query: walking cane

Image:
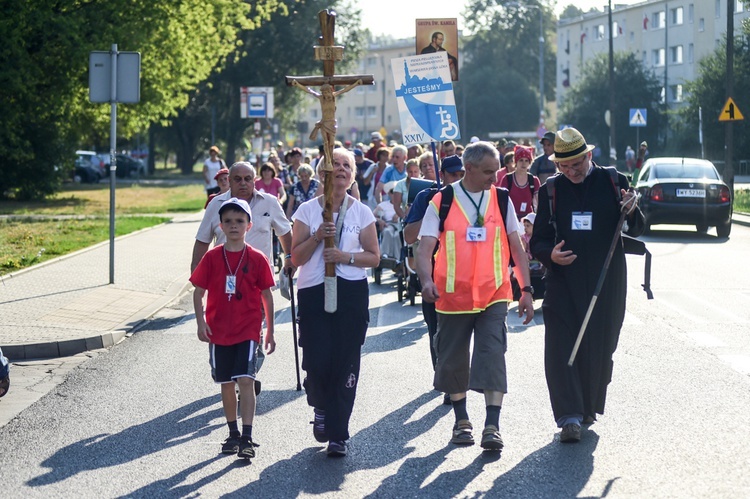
[568,195,637,367]
[287,268,303,391]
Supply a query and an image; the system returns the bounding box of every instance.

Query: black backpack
[505,172,537,199]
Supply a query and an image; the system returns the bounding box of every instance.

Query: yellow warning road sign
[719,97,744,122]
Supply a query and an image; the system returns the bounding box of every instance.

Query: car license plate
[676,189,705,198]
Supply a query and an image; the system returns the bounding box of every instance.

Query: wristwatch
[349,253,355,265]
[521,286,534,295]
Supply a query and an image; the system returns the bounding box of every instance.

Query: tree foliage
[0,0,284,199]
[674,33,750,161]
[458,0,557,137]
[163,0,366,172]
[558,51,665,158]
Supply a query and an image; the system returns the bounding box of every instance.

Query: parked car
[634,157,732,237]
[76,150,107,177]
[73,157,102,184]
[113,154,146,178]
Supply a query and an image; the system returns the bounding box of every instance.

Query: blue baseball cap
[440,155,464,173]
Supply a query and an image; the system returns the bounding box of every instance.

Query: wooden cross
[286,9,374,312]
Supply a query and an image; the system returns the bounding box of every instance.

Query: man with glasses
[530,128,642,444]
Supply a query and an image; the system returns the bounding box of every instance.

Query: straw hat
[548,127,595,162]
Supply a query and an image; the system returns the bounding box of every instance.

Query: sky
[357,0,644,39]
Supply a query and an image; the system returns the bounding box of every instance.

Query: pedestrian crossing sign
[719,97,744,122]
[629,108,647,127]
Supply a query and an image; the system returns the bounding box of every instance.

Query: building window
[367,56,378,67]
[716,0,721,18]
[367,106,377,118]
[653,11,665,29]
[670,84,683,103]
[660,87,666,104]
[653,48,665,66]
[671,7,684,25]
[311,109,318,119]
[688,43,694,63]
[738,0,745,13]
[630,31,635,41]
[354,107,364,118]
[670,45,683,64]
[689,4,694,23]
[612,21,619,38]
[643,50,648,65]
[596,24,605,40]
[699,18,705,32]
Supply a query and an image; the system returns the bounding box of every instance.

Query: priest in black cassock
[530,128,644,444]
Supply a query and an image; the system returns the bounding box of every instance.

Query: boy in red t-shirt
[190,197,276,459]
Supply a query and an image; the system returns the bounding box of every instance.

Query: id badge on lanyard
[466,227,487,242]
[571,212,593,231]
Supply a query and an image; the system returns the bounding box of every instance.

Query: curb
[1,279,193,361]
[732,212,750,228]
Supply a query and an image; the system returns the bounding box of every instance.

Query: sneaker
[480,425,504,451]
[583,415,596,425]
[450,419,474,445]
[222,434,241,454]
[560,423,582,443]
[311,408,327,443]
[238,436,258,459]
[326,440,347,457]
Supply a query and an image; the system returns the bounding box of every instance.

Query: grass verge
[0,216,170,275]
[735,189,750,213]
[0,182,205,275]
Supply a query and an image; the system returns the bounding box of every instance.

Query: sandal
[450,419,474,445]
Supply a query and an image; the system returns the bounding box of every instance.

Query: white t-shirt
[204,158,223,190]
[374,200,397,223]
[195,190,292,269]
[292,196,376,289]
[419,181,521,240]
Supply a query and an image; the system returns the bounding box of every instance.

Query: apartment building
[556,0,749,109]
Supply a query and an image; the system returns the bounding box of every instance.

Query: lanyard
[459,181,485,227]
[222,245,246,301]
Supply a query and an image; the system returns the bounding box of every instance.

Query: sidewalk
[0,212,203,360]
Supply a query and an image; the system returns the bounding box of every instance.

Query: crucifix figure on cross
[291,80,362,163]
[286,9,374,312]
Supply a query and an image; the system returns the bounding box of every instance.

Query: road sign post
[629,108,647,151]
[89,45,141,284]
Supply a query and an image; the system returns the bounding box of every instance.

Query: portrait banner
[416,18,459,81]
[391,52,461,146]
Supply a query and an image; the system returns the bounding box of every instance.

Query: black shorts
[209,340,259,384]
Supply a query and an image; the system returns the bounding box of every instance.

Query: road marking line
[684,331,726,348]
[718,355,750,376]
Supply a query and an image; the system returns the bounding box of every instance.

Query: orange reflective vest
[431,187,512,314]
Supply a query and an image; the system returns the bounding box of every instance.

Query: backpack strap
[528,173,536,197]
[603,166,622,203]
[437,184,454,232]
[546,173,558,232]
[494,186,515,267]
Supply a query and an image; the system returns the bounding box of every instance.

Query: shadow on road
[224,390,450,497]
[26,395,222,487]
[486,430,600,497]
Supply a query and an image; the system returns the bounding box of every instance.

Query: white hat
[469,136,480,143]
[382,180,398,194]
[219,197,252,220]
[521,212,536,225]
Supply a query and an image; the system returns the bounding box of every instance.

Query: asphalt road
[2,222,750,497]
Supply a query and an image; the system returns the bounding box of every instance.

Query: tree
[458,0,557,137]
[674,34,750,161]
[559,5,585,20]
[558,52,665,159]
[164,0,366,173]
[0,0,284,199]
